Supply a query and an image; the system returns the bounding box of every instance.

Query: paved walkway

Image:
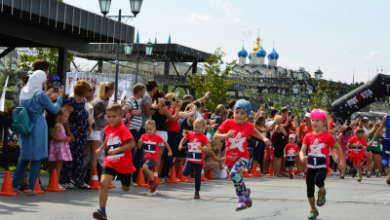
[0,171,389,219]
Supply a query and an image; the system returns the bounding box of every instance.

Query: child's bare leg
[56,161,63,181]
[142,163,154,180]
[357,162,362,176]
[122,184,131,192]
[99,174,114,208]
[289,166,294,175]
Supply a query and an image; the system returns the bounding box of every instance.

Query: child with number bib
[284,134,299,179]
[299,109,345,220]
[138,120,172,193]
[178,118,210,199]
[213,99,270,211]
[348,129,367,182]
[93,103,136,220]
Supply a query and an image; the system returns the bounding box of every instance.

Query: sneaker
[339,176,345,179]
[194,191,200,199]
[133,182,138,186]
[316,189,326,207]
[367,172,371,178]
[357,176,362,182]
[334,170,340,175]
[352,168,357,178]
[290,175,294,179]
[387,179,390,185]
[93,209,107,220]
[26,190,37,196]
[303,172,306,177]
[58,184,66,190]
[283,172,289,177]
[244,188,252,208]
[308,208,319,220]
[235,200,247,211]
[12,188,21,194]
[149,181,158,193]
[298,172,305,176]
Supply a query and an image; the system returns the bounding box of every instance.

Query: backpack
[12,91,43,135]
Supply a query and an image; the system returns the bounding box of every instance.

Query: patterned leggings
[59,138,86,186]
[228,158,249,196]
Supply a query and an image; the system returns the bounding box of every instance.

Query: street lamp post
[98,0,144,102]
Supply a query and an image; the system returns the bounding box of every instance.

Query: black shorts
[367,150,381,156]
[102,166,132,187]
[286,160,295,167]
[144,159,156,170]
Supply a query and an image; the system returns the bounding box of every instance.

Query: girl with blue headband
[212,99,270,211]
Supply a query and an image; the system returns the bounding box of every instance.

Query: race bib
[352,146,362,151]
[187,152,202,161]
[287,155,295,161]
[308,155,326,168]
[372,141,378,146]
[107,142,124,159]
[143,142,157,153]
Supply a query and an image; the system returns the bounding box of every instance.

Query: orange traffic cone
[153,166,161,184]
[24,177,45,194]
[327,167,332,176]
[187,175,195,182]
[0,170,18,196]
[46,169,64,192]
[294,164,299,174]
[177,166,189,182]
[166,166,179,183]
[227,170,231,178]
[206,169,216,180]
[201,168,207,181]
[89,168,100,190]
[249,165,258,177]
[242,166,250,177]
[108,181,116,188]
[136,168,149,187]
[285,168,291,176]
[256,164,263,176]
[267,164,274,176]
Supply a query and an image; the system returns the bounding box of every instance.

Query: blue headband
[234,99,252,117]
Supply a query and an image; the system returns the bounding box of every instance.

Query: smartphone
[54,87,59,93]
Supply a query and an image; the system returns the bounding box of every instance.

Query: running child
[348,129,367,182]
[93,103,136,220]
[178,118,210,199]
[299,109,345,220]
[284,134,299,179]
[212,99,270,211]
[49,107,73,190]
[366,123,382,177]
[138,120,172,193]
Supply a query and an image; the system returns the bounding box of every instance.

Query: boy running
[93,103,136,220]
[348,129,367,182]
[138,120,172,193]
[284,134,299,179]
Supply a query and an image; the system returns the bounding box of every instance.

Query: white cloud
[186,13,212,23]
[366,51,385,61]
[210,0,243,24]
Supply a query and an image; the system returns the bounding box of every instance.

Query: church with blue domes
[234,35,291,77]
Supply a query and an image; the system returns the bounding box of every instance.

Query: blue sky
[63,0,389,83]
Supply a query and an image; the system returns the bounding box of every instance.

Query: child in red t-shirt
[138,120,172,193]
[178,118,210,199]
[299,109,345,220]
[93,103,136,220]
[348,129,367,182]
[284,134,300,179]
[213,99,270,211]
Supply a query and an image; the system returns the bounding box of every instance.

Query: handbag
[11,91,43,135]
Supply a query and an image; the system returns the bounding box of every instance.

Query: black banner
[331,74,390,122]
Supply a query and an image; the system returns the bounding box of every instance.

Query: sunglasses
[53,82,61,85]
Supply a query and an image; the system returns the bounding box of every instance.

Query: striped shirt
[125,97,142,131]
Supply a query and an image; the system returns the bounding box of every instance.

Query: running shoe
[316,189,326,207]
[352,168,357,178]
[308,208,319,220]
[93,209,107,220]
[375,170,380,177]
[339,176,345,179]
[387,179,390,185]
[367,172,371,178]
[290,175,294,179]
[357,176,362,182]
[245,188,252,208]
[149,181,158,193]
[194,191,200,199]
[236,200,247,211]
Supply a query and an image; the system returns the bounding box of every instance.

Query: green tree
[18,48,74,76]
[350,81,364,90]
[309,80,338,112]
[186,48,237,112]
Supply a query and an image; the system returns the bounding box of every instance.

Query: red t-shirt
[140,133,164,163]
[328,120,336,133]
[166,107,180,132]
[104,122,135,174]
[303,131,336,169]
[285,143,299,161]
[282,117,293,137]
[185,131,209,164]
[218,119,254,166]
[348,136,367,158]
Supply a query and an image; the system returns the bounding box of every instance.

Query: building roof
[0,0,135,53]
